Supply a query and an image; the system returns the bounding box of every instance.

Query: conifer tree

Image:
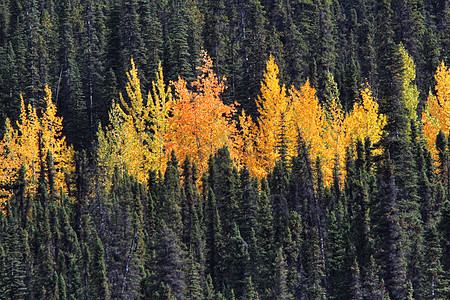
[151,222,187,299]
[205,187,225,290]
[90,233,110,299]
[421,225,450,298]
[226,223,251,298]
[375,152,407,300]
[56,0,88,149]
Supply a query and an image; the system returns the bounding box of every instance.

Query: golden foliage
[344,86,386,152]
[0,86,74,201]
[167,51,237,174]
[254,55,296,173]
[422,61,450,158]
[236,110,266,178]
[97,60,172,184]
[399,45,419,124]
[290,80,327,168]
[241,55,386,184]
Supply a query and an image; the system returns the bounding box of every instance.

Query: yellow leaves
[422,61,450,158]
[254,55,296,173]
[239,54,386,184]
[235,110,266,178]
[98,54,386,188]
[0,86,74,201]
[399,45,419,123]
[98,60,174,185]
[149,63,173,171]
[345,87,386,150]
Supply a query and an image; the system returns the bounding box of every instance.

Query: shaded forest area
[0,0,450,299]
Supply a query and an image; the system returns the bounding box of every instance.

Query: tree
[167,51,237,174]
[90,233,110,299]
[0,86,74,202]
[344,84,386,155]
[290,79,327,175]
[97,60,172,184]
[375,152,408,300]
[422,62,450,158]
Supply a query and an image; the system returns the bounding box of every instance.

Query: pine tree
[161,151,184,233]
[421,225,450,299]
[205,187,225,290]
[1,202,28,298]
[226,223,251,298]
[375,152,407,300]
[56,0,88,149]
[90,233,110,299]
[151,222,187,299]
[305,227,326,300]
[272,246,292,299]
[164,0,193,82]
[238,0,267,118]
[186,249,203,300]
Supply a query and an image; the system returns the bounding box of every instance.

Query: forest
[0,0,449,299]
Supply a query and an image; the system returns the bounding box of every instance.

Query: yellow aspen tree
[0,119,21,187]
[148,62,173,171]
[236,110,266,178]
[399,44,419,125]
[16,96,40,183]
[344,85,386,154]
[255,55,295,173]
[40,86,74,187]
[290,80,327,166]
[0,86,73,201]
[97,59,173,184]
[324,97,346,182]
[422,61,450,158]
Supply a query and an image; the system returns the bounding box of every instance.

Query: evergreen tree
[1,202,28,298]
[56,0,88,149]
[421,225,450,298]
[151,222,187,299]
[226,223,250,299]
[90,232,110,299]
[375,152,407,300]
[164,0,193,82]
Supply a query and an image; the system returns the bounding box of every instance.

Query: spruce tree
[90,233,110,299]
[375,152,407,300]
[421,225,450,298]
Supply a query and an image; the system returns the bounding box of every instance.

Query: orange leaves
[236,110,265,178]
[0,86,74,200]
[422,62,450,158]
[167,51,237,173]
[98,54,385,187]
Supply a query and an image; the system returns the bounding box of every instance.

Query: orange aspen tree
[255,55,295,174]
[0,86,74,201]
[166,51,237,174]
[422,61,450,158]
[236,110,266,178]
